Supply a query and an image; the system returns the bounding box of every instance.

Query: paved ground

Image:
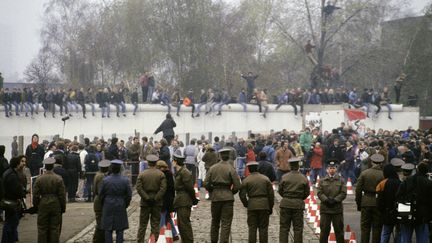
[1,185,362,243]
[67,188,319,243]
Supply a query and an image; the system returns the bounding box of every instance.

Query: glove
[269,208,273,215]
[327,198,337,206]
[242,201,248,208]
[192,198,199,206]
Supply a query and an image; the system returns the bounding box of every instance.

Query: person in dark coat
[53,153,70,197]
[1,157,26,243]
[85,145,100,202]
[159,139,171,170]
[99,160,132,243]
[154,113,176,145]
[257,151,276,182]
[376,164,401,243]
[25,134,45,176]
[156,160,179,241]
[107,138,119,160]
[396,162,432,243]
[64,145,82,202]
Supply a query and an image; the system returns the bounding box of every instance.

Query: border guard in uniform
[33,157,66,243]
[355,153,384,243]
[239,161,274,243]
[278,157,310,243]
[173,150,199,243]
[136,154,167,242]
[204,147,242,243]
[317,160,347,243]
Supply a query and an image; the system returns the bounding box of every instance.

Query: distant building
[381,16,431,49]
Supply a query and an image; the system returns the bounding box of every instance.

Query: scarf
[31,142,38,150]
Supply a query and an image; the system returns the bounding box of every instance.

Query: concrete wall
[0,103,420,160]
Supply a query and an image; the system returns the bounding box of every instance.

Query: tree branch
[304,0,317,44]
[324,1,370,46]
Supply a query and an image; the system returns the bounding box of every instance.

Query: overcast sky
[0,0,430,82]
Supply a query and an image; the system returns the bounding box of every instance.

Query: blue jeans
[236,157,245,178]
[105,230,123,243]
[310,168,322,183]
[133,102,138,114]
[381,224,400,243]
[2,209,20,242]
[277,170,288,182]
[341,167,357,184]
[159,211,178,237]
[147,86,155,103]
[85,174,95,201]
[400,223,429,243]
[239,102,247,112]
[195,103,206,114]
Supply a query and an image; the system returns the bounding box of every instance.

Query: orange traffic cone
[314,219,320,234]
[344,225,352,243]
[349,232,357,243]
[315,175,320,187]
[149,233,156,243]
[347,178,353,195]
[328,224,337,243]
[165,223,174,243]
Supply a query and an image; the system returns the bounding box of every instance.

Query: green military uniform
[239,162,274,243]
[136,155,167,242]
[173,165,196,243]
[355,154,384,243]
[204,147,242,243]
[92,160,110,243]
[33,158,66,243]
[317,163,347,243]
[278,158,310,243]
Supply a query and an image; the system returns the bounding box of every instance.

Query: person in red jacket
[310,142,324,184]
[244,143,256,177]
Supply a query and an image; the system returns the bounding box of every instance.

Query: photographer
[1,157,26,242]
[396,162,432,242]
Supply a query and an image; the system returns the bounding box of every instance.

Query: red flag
[344,109,366,121]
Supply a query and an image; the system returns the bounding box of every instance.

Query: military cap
[146,154,159,162]
[156,160,168,168]
[370,153,384,163]
[401,163,415,171]
[43,157,56,165]
[246,161,259,166]
[98,159,111,168]
[110,159,123,165]
[390,158,405,167]
[288,157,301,163]
[218,147,232,153]
[327,161,338,167]
[172,150,185,159]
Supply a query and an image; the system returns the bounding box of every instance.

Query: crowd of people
[1,122,432,242]
[0,70,408,120]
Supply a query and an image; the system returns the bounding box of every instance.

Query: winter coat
[99,174,132,231]
[154,118,176,137]
[310,146,324,169]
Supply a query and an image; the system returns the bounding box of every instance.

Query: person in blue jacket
[99,159,132,243]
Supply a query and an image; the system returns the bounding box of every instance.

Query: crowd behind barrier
[1,124,431,242]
